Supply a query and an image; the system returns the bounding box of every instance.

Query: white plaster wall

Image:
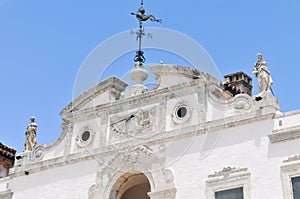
[206,100,227,122]
[164,119,299,199]
[9,160,98,199]
[274,110,300,130]
[43,139,65,160]
[0,177,9,192]
[0,165,7,178]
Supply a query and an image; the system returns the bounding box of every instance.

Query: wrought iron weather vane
[131,0,161,65]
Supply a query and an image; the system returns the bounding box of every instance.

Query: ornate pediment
[60,77,127,116]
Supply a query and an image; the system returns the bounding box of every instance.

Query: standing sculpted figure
[25,116,37,151]
[253,53,273,92]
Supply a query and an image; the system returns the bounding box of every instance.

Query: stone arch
[109,171,151,199]
[89,145,177,199]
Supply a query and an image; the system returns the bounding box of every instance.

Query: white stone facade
[0,64,300,199]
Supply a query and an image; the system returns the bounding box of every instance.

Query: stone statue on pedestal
[24,116,37,151]
[253,53,273,93]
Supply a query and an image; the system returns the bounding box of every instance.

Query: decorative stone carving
[31,144,45,161]
[162,169,174,183]
[88,170,104,199]
[233,95,252,112]
[108,145,155,167]
[253,53,273,93]
[208,166,248,178]
[283,154,300,163]
[0,190,13,199]
[206,167,250,199]
[24,116,37,151]
[109,108,156,141]
[61,118,73,132]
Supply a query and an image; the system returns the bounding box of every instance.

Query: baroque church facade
[1,4,300,199]
[1,59,300,199]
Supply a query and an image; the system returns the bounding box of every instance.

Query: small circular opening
[176,106,187,118]
[81,131,91,142]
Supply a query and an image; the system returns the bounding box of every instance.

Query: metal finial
[131,1,161,64]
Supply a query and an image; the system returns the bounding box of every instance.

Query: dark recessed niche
[82,131,91,142]
[176,106,187,119]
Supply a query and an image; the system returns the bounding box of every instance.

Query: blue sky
[0,0,299,152]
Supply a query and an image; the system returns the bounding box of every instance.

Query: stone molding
[283,154,300,163]
[206,166,250,199]
[281,158,300,199]
[12,110,276,176]
[0,190,13,199]
[269,125,300,143]
[148,188,177,199]
[60,76,127,117]
[150,64,220,90]
[208,166,248,178]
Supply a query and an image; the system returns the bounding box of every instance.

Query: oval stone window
[176,106,187,118]
[173,104,191,124]
[81,131,91,142]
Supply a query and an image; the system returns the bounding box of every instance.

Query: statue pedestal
[254,91,280,112]
[15,151,31,167]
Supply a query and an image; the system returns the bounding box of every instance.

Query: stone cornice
[283,154,300,164]
[208,167,248,178]
[60,76,127,116]
[269,124,300,143]
[11,110,276,177]
[63,79,206,120]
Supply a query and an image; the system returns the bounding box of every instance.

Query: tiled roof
[0,142,16,162]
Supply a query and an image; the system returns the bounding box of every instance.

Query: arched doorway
[110,172,151,199]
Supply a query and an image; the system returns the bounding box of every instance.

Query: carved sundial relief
[109,108,155,141]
